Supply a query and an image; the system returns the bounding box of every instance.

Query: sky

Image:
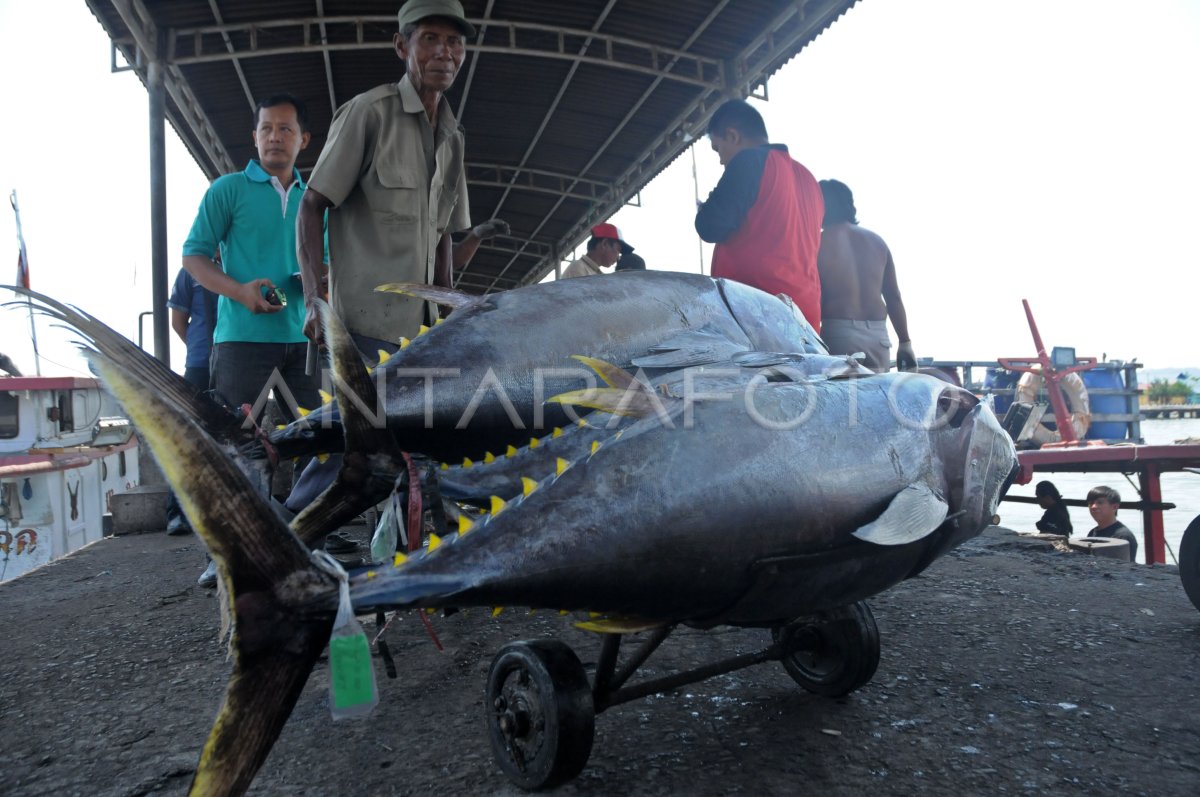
[1,0,1198,378]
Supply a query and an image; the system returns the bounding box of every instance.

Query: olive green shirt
[308,75,471,340]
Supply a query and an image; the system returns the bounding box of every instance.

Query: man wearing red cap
[695,99,824,328]
[561,222,634,279]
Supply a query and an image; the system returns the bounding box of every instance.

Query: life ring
[1015,370,1091,444]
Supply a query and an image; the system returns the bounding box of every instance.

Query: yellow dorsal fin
[552,426,563,438]
[428,533,442,551]
[462,457,473,468]
[435,317,445,325]
[458,515,475,536]
[440,462,449,471]
[575,617,667,634]
[556,457,569,477]
[275,424,287,431]
[559,610,569,615]
[399,336,411,349]
[521,477,538,497]
[490,496,507,515]
[492,607,504,617]
[376,349,392,365]
[317,453,329,464]
[393,553,408,567]
[590,440,602,455]
[483,451,496,464]
[418,324,431,336]
[529,437,540,449]
[318,389,334,405]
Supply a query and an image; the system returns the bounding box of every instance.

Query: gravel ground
[1,526,1198,796]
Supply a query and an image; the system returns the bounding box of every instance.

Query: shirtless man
[817,179,915,372]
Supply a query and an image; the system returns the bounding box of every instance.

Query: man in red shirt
[695,99,824,329]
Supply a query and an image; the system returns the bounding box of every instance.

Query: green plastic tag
[329,631,376,711]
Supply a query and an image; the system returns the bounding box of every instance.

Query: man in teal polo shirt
[182,93,321,425]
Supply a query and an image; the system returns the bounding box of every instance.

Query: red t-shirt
[705,148,824,329]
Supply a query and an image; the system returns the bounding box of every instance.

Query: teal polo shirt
[182,160,308,344]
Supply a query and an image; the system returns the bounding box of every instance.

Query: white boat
[0,375,140,581]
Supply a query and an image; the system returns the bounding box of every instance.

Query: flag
[11,191,29,289]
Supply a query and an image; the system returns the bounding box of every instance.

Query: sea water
[999,417,1200,564]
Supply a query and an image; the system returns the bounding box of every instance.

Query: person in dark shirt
[1086,485,1138,562]
[1034,480,1073,536]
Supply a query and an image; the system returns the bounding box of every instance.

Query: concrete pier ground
[1,527,1198,796]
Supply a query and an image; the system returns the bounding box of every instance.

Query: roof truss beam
[163,16,725,90]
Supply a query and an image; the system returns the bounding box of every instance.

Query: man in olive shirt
[297,0,475,353]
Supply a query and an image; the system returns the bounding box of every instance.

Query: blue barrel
[1082,366,1127,440]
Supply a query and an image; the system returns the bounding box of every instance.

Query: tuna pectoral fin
[81,350,338,797]
[374,281,478,310]
[291,300,406,545]
[852,484,949,546]
[630,329,749,368]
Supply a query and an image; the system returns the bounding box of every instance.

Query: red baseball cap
[591,222,634,255]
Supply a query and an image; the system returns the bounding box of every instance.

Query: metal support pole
[148,58,171,365]
[1138,464,1167,565]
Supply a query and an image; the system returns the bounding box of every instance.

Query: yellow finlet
[297,406,312,417]
[418,324,431,336]
[555,457,569,477]
[366,570,377,580]
[317,453,330,464]
[483,451,496,464]
[505,445,518,457]
[275,424,287,431]
[492,607,504,618]
[590,440,602,455]
[529,437,540,449]
[462,457,474,468]
[559,610,569,615]
[552,427,563,438]
[393,553,408,567]
[435,317,445,325]
[376,349,392,365]
[399,336,411,349]
[425,607,436,615]
[319,389,334,405]
[458,515,475,536]
[521,477,538,497]
[490,496,507,515]
[428,532,442,551]
[440,462,449,471]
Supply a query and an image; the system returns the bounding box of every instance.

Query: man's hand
[896,340,917,372]
[236,278,284,314]
[303,304,323,345]
[471,218,510,240]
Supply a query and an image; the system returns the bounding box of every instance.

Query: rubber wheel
[772,601,881,697]
[485,640,595,790]
[1181,515,1200,613]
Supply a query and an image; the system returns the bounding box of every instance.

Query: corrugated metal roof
[85,0,860,292]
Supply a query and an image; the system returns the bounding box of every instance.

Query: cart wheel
[772,601,881,697]
[485,640,595,790]
[1181,515,1200,613]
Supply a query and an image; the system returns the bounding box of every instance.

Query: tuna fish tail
[289,299,407,544]
[81,347,339,797]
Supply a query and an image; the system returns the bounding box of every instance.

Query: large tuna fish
[4,284,1016,796]
[267,271,827,463]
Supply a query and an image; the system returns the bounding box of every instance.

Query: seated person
[1034,480,1072,536]
[1086,485,1138,562]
